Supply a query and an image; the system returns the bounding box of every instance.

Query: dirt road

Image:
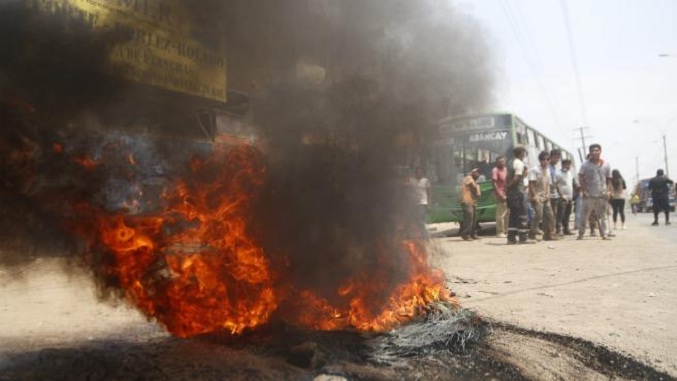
[1,211,675,379]
[430,211,677,377]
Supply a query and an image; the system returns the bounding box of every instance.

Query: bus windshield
[429,115,514,186]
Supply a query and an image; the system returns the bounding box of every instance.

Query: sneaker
[507,240,517,245]
[461,235,472,241]
[666,221,671,225]
[590,232,597,237]
[497,233,507,238]
[602,236,612,240]
[564,231,575,236]
[577,234,584,240]
[621,225,626,230]
[471,235,480,240]
[652,221,659,226]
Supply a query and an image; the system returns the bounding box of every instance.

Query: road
[1,210,675,378]
[430,210,677,377]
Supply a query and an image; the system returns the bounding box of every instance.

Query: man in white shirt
[506,146,530,244]
[528,151,556,241]
[556,159,575,235]
[410,167,431,239]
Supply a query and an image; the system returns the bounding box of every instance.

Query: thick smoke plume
[228,0,495,302]
[1,0,494,322]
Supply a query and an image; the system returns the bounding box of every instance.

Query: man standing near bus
[556,159,575,235]
[529,151,557,241]
[491,156,508,238]
[460,168,481,240]
[506,146,529,244]
[548,149,563,237]
[577,144,613,240]
[410,166,432,239]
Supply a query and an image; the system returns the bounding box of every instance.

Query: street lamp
[633,119,669,177]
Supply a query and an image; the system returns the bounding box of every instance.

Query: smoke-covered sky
[0,0,496,310]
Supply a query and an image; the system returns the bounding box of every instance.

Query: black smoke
[0,0,495,317]
[221,1,496,305]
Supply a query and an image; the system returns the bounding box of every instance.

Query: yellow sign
[25,0,227,102]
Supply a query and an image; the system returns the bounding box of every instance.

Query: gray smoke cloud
[1,0,495,319]
[225,0,496,305]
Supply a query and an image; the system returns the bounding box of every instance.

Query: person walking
[528,150,556,241]
[548,149,562,236]
[610,169,627,230]
[506,146,530,244]
[577,144,613,240]
[555,159,575,235]
[630,193,640,214]
[491,156,509,238]
[648,169,674,226]
[460,168,481,240]
[410,167,431,239]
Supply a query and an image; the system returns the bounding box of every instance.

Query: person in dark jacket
[648,169,674,226]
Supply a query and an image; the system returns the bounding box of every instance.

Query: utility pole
[635,156,640,185]
[573,126,592,161]
[663,134,669,177]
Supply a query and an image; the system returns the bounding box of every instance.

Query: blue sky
[452,0,677,185]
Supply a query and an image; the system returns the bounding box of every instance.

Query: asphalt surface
[430,209,677,377]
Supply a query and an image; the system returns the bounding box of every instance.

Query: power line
[499,0,565,132]
[560,0,589,127]
[572,126,592,163]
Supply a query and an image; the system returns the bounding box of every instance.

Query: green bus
[426,113,575,224]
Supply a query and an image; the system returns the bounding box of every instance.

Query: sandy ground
[0,210,675,379]
[430,210,677,377]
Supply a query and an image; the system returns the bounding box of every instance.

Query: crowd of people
[444,143,675,244]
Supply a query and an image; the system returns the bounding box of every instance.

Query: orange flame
[78,146,453,337]
[73,155,98,170]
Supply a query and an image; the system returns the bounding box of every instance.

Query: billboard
[25,0,227,102]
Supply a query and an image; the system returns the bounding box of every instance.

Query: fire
[283,240,453,332]
[76,146,453,337]
[73,155,98,170]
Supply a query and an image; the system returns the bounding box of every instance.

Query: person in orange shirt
[460,168,481,240]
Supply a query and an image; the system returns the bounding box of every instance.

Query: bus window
[527,129,535,148]
[477,149,492,181]
[516,132,526,145]
[536,134,545,151]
